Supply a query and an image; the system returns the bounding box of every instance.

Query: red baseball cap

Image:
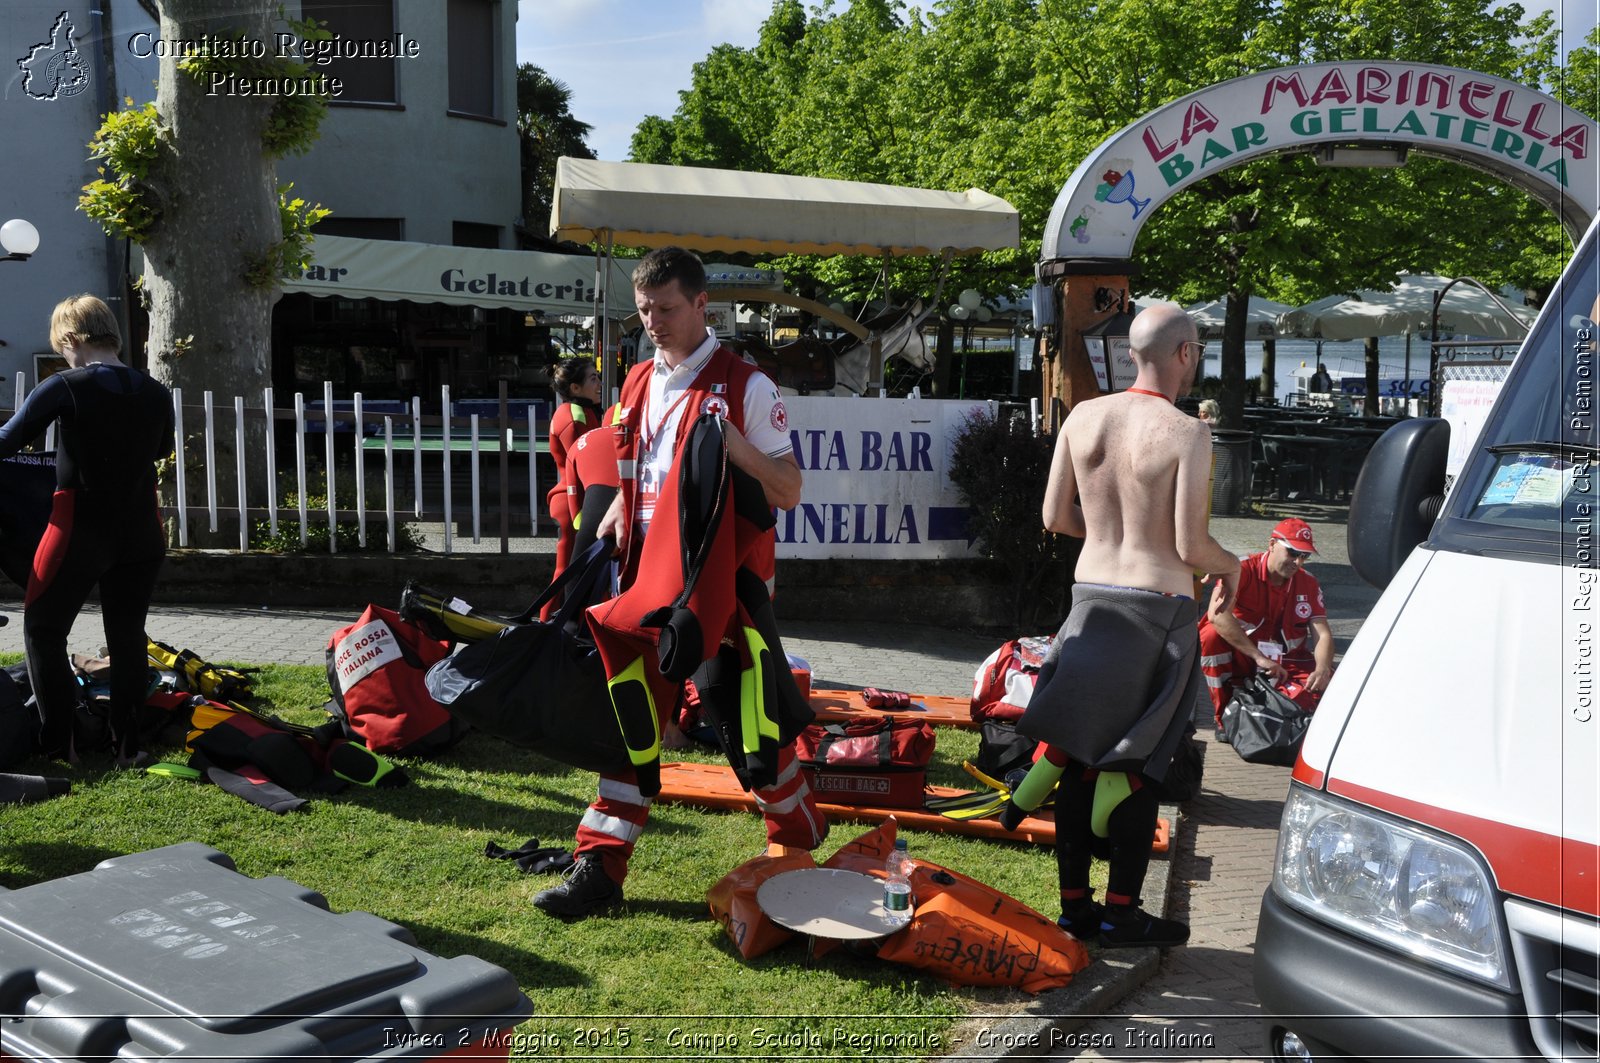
[1271,518,1318,553]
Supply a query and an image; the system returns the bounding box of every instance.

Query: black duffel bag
[1221,674,1313,767]
[424,539,630,773]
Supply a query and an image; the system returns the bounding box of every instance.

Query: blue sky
[517,0,774,162]
[518,0,1600,164]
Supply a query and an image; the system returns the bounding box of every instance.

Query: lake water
[1215,336,1443,400]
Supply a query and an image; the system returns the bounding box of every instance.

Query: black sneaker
[532,856,623,919]
[1098,902,1189,949]
[1057,899,1103,941]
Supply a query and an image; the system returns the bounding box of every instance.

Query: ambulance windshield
[1445,224,1600,550]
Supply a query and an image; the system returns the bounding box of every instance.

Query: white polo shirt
[636,328,793,533]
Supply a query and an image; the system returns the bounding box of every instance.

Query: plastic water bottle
[883,838,914,928]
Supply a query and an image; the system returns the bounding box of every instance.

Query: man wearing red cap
[1198,517,1336,735]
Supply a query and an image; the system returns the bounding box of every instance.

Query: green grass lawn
[0,654,1101,1057]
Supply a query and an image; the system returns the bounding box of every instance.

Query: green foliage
[948,409,1075,626]
[518,64,595,236]
[78,16,329,250]
[627,0,1586,402]
[174,19,330,158]
[264,17,333,157]
[251,487,421,553]
[0,659,1103,1042]
[79,99,165,242]
[244,184,331,288]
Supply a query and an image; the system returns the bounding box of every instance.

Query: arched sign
[1043,62,1599,263]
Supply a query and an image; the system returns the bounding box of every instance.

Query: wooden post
[1038,271,1134,431]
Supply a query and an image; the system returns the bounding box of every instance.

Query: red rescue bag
[970,635,1054,722]
[325,605,468,755]
[795,717,935,809]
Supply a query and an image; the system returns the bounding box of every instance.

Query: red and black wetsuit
[542,396,603,619]
[575,347,824,881]
[0,363,173,759]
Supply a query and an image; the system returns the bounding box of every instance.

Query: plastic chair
[1262,438,1313,499]
[1325,437,1371,500]
[1250,434,1275,499]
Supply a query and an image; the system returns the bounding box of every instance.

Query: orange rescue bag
[824,820,1090,994]
[706,849,818,960]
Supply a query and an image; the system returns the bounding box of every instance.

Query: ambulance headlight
[1272,785,1510,989]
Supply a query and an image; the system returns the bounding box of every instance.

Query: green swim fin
[144,762,203,781]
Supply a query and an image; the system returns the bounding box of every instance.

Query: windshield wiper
[1488,439,1600,459]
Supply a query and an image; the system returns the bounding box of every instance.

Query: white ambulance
[1254,223,1600,1062]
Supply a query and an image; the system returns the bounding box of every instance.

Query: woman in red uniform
[542,356,603,617]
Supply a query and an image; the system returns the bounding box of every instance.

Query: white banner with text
[774,397,991,560]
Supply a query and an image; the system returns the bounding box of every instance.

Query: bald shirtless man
[1001,303,1240,949]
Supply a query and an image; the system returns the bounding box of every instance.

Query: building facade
[0,0,522,395]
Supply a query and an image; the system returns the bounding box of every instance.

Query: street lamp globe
[949,304,970,321]
[974,305,993,323]
[957,288,981,312]
[1,219,40,260]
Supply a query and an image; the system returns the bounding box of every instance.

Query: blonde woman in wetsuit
[0,295,173,767]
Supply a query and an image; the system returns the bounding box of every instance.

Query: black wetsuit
[0,363,173,758]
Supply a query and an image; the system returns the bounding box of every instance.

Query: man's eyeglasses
[1281,544,1312,562]
[1183,340,1206,357]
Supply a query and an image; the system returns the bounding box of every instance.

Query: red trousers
[1198,622,1324,726]
[574,743,827,882]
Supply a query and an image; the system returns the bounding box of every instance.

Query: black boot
[1056,897,1103,941]
[1098,900,1189,949]
[532,855,623,919]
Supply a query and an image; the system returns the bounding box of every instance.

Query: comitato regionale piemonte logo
[17,11,91,101]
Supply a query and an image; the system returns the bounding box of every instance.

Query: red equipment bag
[325,605,467,756]
[795,716,935,809]
[969,634,1054,722]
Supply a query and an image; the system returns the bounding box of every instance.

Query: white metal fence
[8,374,549,555]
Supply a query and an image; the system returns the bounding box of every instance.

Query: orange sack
[824,821,1090,994]
[707,849,818,960]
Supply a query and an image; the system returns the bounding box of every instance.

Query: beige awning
[275,235,782,316]
[549,158,1019,257]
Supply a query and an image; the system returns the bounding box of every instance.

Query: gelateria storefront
[271,235,780,403]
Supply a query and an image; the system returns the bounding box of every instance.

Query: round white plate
[756,867,902,940]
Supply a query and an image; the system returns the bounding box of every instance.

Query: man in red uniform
[1198,517,1336,736]
[533,247,825,919]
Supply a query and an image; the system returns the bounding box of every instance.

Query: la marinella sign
[1043,62,1600,262]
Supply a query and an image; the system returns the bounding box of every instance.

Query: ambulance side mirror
[1348,418,1450,589]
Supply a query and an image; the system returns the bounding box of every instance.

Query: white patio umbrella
[1185,295,1297,340]
[1131,294,1185,313]
[1277,275,1536,341]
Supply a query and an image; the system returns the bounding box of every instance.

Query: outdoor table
[358,433,549,527]
[1320,425,1388,439]
[1256,419,1317,436]
[359,434,544,454]
[1260,433,1343,499]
